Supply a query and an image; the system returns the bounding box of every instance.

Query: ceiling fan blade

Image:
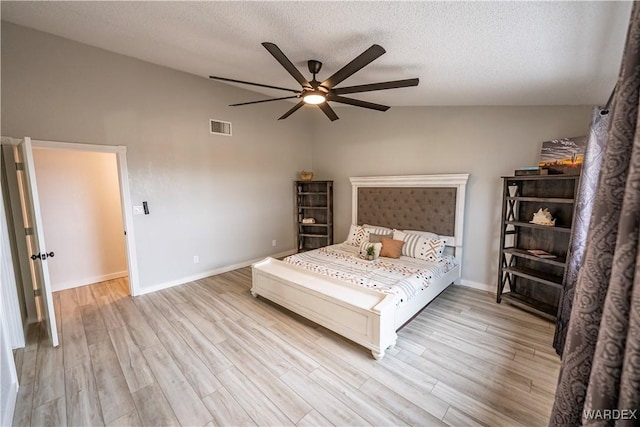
[321,44,386,89]
[262,42,310,88]
[318,103,339,121]
[229,95,300,107]
[333,78,419,95]
[278,100,305,120]
[328,95,390,111]
[209,75,300,93]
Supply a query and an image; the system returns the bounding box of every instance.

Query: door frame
[30,139,141,296]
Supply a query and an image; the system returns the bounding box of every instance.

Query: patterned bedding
[283,243,456,307]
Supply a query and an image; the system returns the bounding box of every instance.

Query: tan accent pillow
[380,238,404,259]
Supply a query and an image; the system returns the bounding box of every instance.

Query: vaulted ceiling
[1,1,632,107]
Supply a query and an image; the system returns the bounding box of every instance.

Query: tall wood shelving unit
[497,175,579,320]
[295,180,333,252]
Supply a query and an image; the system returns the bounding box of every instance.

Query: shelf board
[505,221,572,233]
[299,233,330,238]
[298,206,329,210]
[506,196,574,204]
[504,175,579,181]
[500,292,557,321]
[299,223,331,227]
[503,248,566,267]
[297,192,328,195]
[502,266,563,289]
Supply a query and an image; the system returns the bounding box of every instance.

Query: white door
[16,137,59,346]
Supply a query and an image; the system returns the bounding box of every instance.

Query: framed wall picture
[538,136,587,175]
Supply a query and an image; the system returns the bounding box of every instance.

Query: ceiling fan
[209,42,419,121]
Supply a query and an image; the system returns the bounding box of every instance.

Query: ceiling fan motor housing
[307,60,323,76]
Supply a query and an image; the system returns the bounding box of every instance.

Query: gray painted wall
[2,22,594,294]
[1,23,313,292]
[309,106,592,289]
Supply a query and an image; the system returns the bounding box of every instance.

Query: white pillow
[359,241,382,258]
[393,230,446,261]
[418,238,447,261]
[345,224,370,246]
[401,229,439,240]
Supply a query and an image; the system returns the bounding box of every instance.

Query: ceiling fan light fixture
[303,91,326,105]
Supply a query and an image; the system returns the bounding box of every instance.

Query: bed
[251,174,469,359]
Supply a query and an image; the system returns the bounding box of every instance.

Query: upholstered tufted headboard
[357,187,456,236]
[349,174,469,266]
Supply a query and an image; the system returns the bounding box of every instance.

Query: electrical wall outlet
[193,255,199,264]
[272,240,277,247]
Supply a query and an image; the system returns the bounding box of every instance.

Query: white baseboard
[138,249,298,296]
[52,270,129,292]
[459,278,495,293]
[2,381,18,427]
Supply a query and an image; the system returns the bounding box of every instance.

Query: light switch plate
[133,205,144,215]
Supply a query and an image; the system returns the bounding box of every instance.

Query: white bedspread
[283,243,456,307]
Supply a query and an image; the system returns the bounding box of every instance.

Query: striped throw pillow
[393,230,446,261]
[363,224,394,235]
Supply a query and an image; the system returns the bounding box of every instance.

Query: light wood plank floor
[12,268,560,426]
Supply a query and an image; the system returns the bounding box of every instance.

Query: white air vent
[210,119,232,136]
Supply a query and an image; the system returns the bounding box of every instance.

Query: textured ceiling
[1,1,632,106]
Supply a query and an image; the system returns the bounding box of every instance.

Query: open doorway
[1,137,140,347]
[29,139,140,301]
[32,148,129,292]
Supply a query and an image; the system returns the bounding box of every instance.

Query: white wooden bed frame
[251,174,469,360]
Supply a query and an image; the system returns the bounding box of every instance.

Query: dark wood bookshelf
[296,181,333,252]
[497,175,580,321]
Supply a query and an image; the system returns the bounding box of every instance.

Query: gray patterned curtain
[549,4,640,426]
[553,107,609,356]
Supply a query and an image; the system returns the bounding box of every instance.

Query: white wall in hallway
[32,149,127,290]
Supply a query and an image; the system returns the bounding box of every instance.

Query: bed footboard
[251,257,398,360]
